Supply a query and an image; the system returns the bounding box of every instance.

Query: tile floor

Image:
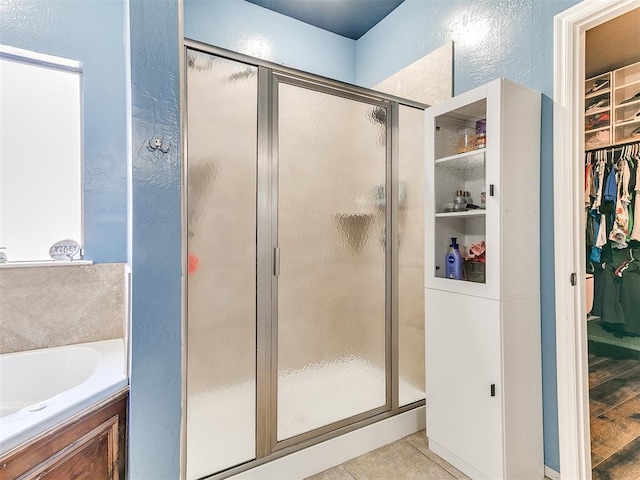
[305,430,469,480]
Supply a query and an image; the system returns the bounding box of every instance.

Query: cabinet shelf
[586,88,611,100]
[615,78,640,92]
[585,125,610,134]
[615,98,640,110]
[614,118,640,128]
[584,62,640,149]
[435,210,486,219]
[435,149,486,165]
[614,103,640,125]
[585,106,610,116]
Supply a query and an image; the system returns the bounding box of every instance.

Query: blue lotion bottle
[445,237,464,280]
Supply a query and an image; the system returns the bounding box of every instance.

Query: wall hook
[148,138,171,153]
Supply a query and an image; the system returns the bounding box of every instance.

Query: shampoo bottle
[445,237,464,280]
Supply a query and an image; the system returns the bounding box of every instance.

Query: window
[0,45,82,262]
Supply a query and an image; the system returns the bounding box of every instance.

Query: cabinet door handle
[274,247,280,277]
[490,384,496,397]
[489,184,495,196]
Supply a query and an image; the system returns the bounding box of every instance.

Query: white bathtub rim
[0,339,127,456]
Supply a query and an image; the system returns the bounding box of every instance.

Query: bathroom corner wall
[0,264,127,354]
[184,0,357,84]
[357,1,582,471]
[372,43,452,400]
[373,41,453,106]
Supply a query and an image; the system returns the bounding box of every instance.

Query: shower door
[185,51,258,479]
[185,45,426,479]
[273,78,390,445]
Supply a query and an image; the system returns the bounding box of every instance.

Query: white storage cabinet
[424,78,543,480]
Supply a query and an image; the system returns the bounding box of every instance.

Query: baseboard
[229,406,426,480]
[428,439,489,479]
[545,465,560,480]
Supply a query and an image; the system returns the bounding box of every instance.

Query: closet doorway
[584,9,640,479]
[554,1,640,479]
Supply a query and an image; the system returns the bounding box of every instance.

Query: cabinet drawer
[0,391,127,480]
[19,417,118,480]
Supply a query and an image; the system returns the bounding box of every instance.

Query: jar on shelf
[475,119,486,149]
[457,128,476,153]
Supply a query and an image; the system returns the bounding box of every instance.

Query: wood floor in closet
[590,352,640,479]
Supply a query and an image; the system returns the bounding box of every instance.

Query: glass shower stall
[185,43,426,479]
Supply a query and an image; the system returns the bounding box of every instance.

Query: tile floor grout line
[402,438,432,460]
[590,368,640,389]
[593,389,640,414]
[340,462,359,480]
[592,403,615,420]
[589,356,612,368]
[402,438,461,479]
[601,430,640,461]
[590,432,640,470]
[607,363,640,380]
[590,362,640,389]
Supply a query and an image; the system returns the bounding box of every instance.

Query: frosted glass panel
[398,105,426,406]
[186,51,257,479]
[277,83,387,441]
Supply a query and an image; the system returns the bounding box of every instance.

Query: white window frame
[0,44,84,264]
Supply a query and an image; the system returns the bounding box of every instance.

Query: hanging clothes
[585,141,640,336]
[609,157,631,248]
[631,146,640,241]
[591,153,606,212]
[590,154,608,261]
[620,251,640,336]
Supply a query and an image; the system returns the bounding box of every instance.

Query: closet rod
[586,140,640,153]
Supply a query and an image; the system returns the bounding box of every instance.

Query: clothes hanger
[614,251,634,277]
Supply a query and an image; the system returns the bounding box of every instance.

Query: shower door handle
[274,247,280,277]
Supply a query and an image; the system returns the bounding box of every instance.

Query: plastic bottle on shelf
[445,237,464,280]
[476,119,486,149]
[465,191,473,205]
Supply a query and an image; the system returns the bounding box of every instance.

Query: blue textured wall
[128,0,182,478]
[2,0,586,475]
[0,0,127,263]
[184,0,356,84]
[356,0,581,471]
[183,0,587,473]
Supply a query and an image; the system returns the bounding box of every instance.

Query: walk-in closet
[583,7,640,478]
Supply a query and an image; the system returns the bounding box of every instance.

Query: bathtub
[0,339,127,456]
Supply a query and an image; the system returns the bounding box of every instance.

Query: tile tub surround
[0,264,126,354]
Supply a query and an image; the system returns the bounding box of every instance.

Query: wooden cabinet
[585,61,640,149]
[424,79,543,479]
[0,390,127,480]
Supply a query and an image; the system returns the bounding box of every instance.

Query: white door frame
[553,1,640,479]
